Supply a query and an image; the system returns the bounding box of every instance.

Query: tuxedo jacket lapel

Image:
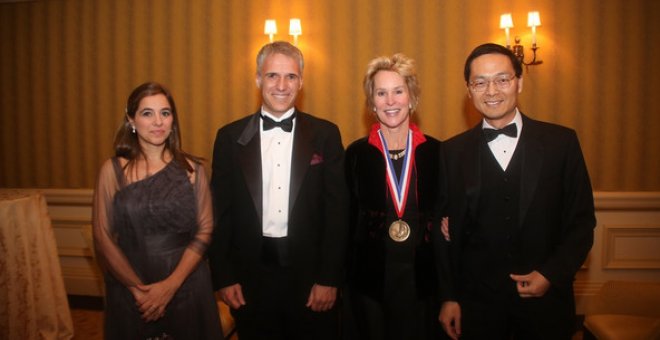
[237,112,263,222]
[234,110,316,221]
[518,115,543,228]
[289,111,314,214]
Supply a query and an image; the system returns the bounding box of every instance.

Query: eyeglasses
[468,75,516,92]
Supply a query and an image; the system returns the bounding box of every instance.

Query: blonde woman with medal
[344,54,447,339]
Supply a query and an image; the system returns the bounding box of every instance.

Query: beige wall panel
[21,188,659,307]
[602,225,660,269]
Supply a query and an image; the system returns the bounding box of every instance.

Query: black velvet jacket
[345,125,443,301]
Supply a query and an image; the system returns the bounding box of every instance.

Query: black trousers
[346,262,441,340]
[459,287,575,340]
[232,238,339,340]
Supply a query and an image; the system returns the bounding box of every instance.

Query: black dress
[344,124,443,339]
[94,158,223,339]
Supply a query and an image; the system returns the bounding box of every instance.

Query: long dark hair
[113,81,199,173]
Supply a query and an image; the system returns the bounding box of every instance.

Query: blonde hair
[363,53,420,112]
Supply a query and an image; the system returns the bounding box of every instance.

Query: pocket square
[310,153,324,165]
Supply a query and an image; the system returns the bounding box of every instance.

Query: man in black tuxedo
[207,41,349,339]
[437,43,596,340]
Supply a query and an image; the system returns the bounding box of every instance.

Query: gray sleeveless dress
[104,158,223,339]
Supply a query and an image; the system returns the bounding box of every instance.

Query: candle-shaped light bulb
[289,18,302,45]
[500,14,514,47]
[264,19,277,42]
[527,11,541,46]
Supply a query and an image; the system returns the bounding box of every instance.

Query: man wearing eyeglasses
[436,43,596,340]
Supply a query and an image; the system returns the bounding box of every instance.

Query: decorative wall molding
[40,189,98,296]
[42,188,94,206]
[602,224,660,269]
[6,189,659,300]
[40,190,660,209]
[594,191,660,211]
[575,192,660,313]
[573,280,603,297]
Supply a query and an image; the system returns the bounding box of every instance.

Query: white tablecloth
[0,190,74,339]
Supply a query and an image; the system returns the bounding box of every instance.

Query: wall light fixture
[264,19,302,45]
[500,12,543,66]
[264,19,277,43]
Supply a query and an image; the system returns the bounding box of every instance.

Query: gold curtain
[0,0,658,190]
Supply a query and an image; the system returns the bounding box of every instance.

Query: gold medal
[388,220,410,242]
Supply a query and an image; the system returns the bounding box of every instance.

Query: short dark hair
[464,43,523,83]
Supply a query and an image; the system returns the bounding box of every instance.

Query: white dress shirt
[482,109,523,171]
[260,108,295,237]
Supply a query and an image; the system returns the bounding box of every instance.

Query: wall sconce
[264,19,277,42]
[263,19,303,45]
[289,18,302,45]
[499,12,543,66]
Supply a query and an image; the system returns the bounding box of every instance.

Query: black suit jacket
[439,113,596,302]
[207,110,349,296]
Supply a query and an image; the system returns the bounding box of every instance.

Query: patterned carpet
[67,296,582,340]
[68,296,104,339]
[70,308,104,339]
[68,295,238,339]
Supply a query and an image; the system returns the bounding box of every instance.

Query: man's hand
[510,270,551,298]
[219,283,246,309]
[306,284,337,312]
[441,217,450,241]
[438,301,461,340]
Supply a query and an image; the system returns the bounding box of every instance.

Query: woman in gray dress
[92,82,223,339]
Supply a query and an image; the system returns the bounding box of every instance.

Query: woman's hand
[132,278,181,322]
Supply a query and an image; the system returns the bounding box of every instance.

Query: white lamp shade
[500,13,513,29]
[528,11,541,27]
[264,19,277,35]
[289,18,302,36]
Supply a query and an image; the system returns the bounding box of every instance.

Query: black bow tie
[483,124,517,142]
[261,113,295,133]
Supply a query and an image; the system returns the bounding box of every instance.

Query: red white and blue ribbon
[378,130,414,219]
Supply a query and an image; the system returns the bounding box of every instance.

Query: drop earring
[131,125,136,133]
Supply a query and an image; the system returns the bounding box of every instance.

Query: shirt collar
[368,122,427,152]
